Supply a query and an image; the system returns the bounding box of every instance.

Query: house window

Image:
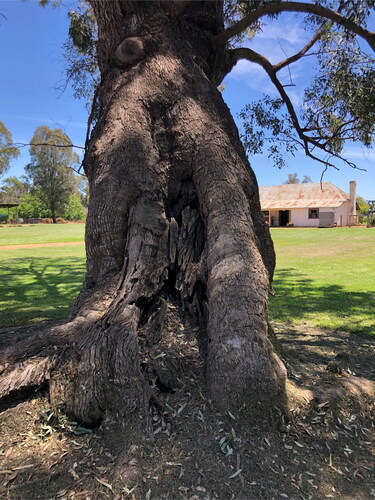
[308,208,319,219]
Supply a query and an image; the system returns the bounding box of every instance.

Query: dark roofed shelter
[0,202,20,222]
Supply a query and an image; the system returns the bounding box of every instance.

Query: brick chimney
[349,181,356,215]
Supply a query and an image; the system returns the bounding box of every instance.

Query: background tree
[283,174,313,184]
[0,121,19,178]
[18,191,50,219]
[63,192,86,220]
[284,173,300,184]
[14,180,85,220]
[1,0,374,443]
[0,176,30,203]
[356,196,370,214]
[25,126,80,223]
[78,176,89,207]
[301,176,312,183]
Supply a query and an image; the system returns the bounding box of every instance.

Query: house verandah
[259,181,358,228]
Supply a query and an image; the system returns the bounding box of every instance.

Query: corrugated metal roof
[259,182,350,210]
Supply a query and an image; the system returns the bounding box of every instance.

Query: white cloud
[229,60,271,94]
[343,149,375,161]
[256,16,309,46]
[248,15,311,63]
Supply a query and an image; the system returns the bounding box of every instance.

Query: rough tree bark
[0,0,286,431]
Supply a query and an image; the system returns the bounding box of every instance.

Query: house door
[279,210,290,227]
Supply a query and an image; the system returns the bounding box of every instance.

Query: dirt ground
[0,315,374,500]
[0,242,84,251]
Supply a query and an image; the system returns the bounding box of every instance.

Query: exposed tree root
[0,311,101,373]
[0,355,57,399]
[0,297,188,430]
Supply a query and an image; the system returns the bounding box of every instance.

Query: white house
[259,181,357,227]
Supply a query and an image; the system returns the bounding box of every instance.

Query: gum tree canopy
[26,126,80,223]
[0,0,374,433]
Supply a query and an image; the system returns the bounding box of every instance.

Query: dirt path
[0,241,84,250]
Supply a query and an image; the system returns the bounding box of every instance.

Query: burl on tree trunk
[0,1,286,431]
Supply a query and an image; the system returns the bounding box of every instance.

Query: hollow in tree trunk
[0,0,287,434]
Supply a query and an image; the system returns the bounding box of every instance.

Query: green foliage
[303,39,375,151]
[224,0,281,46]
[63,2,99,107]
[78,176,89,207]
[39,1,98,107]
[26,126,80,222]
[305,0,375,30]
[0,121,19,178]
[0,176,30,203]
[217,82,228,93]
[63,193,86,221]
[68,8,95,54]
[356,196,370,214]
[239,0,375,170]
[18,190,86,221]
[18,192,50,219]
[239,96,298,169]
[38,0,59,7]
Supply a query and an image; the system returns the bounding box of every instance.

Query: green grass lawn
[0,226,86,326]
[0,223,85,246]
[0,245,86,326]
[270,227,375,336]
[0,225,374,335]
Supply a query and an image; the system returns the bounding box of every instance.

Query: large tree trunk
[0,0,286,431]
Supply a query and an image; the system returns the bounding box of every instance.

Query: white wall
[287,203,351,227]
[289,208,319,227]
[333,202,351,226]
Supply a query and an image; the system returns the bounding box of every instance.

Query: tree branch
[213,1,375,52]
[10,142,85,150]
[274,25,326,72]
[6,142,86,176]
[231,47,366,170]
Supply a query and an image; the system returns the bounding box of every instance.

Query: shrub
[18,193,49,219]
[63,194,86,221]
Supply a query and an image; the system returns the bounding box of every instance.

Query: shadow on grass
[271,268,374,336]
[0,257,86,327]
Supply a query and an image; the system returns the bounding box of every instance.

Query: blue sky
[1,0,374,199]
